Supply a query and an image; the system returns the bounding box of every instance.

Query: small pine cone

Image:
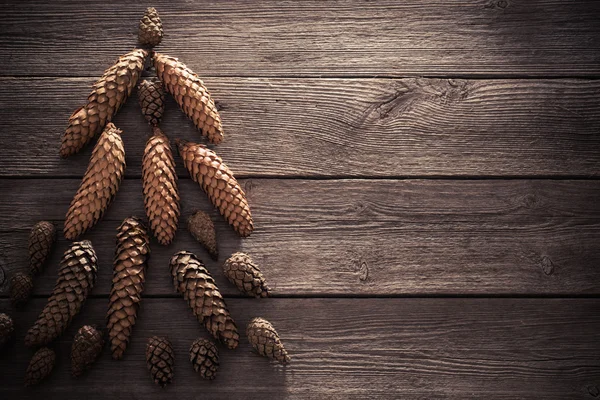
[189,338,219,380]
[71,325,104,377]
[188,210,218,260]
[223,253,269,298]
[60,48,148,158]
[25,241,98,347]
[139,7,163,47]
[169,251,239,349]
[142,127,180,245]
[107,217,151,360]
[24,347,55,386]
[64,123,126,240]
[154,52,224,144]
[28,221,56,275]
[146,336,174,387]
[138,78,165,126]
[0,313,14,350]
[246,317,290,365]
[10,272,34,307]
[177,139,253,237]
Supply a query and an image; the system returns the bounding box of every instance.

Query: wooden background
[1,1,599,398]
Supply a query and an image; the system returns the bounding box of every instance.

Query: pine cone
[24,347,55,386]
[142,127,180,245]
[138,7,163,47]
[28,221,56,275]
[188,210,218,260]
[60,48,148,158]
[246,317,290,365]
[169,251,239,349]
[176,139,253,237]
[64,123,126,240]
[223,252,269,298]
[146,336,174,387]
[138,78,165,126]
[10,272,34,307]
[189,338,219,380]
[71,325,104,377]
[107,217,150,360]
[0,313,14,350]
[154,52,224,144]
[25,241,98,347]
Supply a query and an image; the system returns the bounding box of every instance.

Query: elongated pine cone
[0,313,14,349]
[146,336,174,387]
[24,347,55,386]
[71,325,104,377]
[154,52,224,144]
[138,78,165,126]
[10,272,34,307]
[107,217,150,359]
[142,127,180,245]
[139,7,163,47]
[25,241,98,347]
[64,123,126,240]
[223,252,269,298]
[246,317,290,365]
[189,338,219,380]
[60,48,148,158]
[177,139,253,237]
[28,221,56,275]
[188,210,218,260]
[170,251,239,349]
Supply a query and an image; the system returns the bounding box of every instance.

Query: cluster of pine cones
[0,8,290,388]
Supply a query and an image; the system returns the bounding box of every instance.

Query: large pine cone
[146,336,174,387]
[138,7,163,47]
[71,325,104,377]
[189,338,219,380]
[153,52,224,144]
[142,127,180,245]
[223,252,269,298]
[10,272,34,307]
[28,221,56,275]
[24,347,55,386]
[64,123,126,240]
[246,317,290,365]
[187,210,218,260]
[176,139,253,237]
[170,251,239,349]
[107,217,150,360]
[25,241,98,347]
[0,313,14,350]
[60,48,148,158]
[138,78,165,126]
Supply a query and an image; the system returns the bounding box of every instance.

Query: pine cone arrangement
[60,48,148,158]
[138,78,165,126]
[10,272,34,307]
[71,325,104,377]
[146,336,174,387]
[189,338,219,380]
[139,7,163,47]
[28,221,56,275]
[64,123,126,240]
[223,252,270,298]
[24,347,55,386]
[170,251,239,349]
[0,313,14,350]
[246,317,290,365]
[107,217,151,360]
[188,210,218,260]
[25,241,98,347]
[177,139,254,237]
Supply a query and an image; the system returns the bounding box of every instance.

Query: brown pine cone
[60,48,148,158]
[153,52,224,144]
[64,123,126,240]
[187,210,218,260]
[10,272,34,307]
[0,313,14,350]
[138,78,165,126]
[142,127,180,245]
[169,251,239,349]
[71,325,104,377]
[246,317,290,365]
[176,139,253,237]
[139,7,163,47]
[25,241,98,347]
[223,252,269,298]
[146,336,174,387]
[107,217,150,360]
[28,221,56,275]
[189,338,219,380]
[24,347,55,386]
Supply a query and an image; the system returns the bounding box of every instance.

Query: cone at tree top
[28,221,56,275]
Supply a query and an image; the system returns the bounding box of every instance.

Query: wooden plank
[2,78,600,178]
[0,178,599,296]
[1,1,600,77]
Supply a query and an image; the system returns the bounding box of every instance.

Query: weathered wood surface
[1,1,600,78]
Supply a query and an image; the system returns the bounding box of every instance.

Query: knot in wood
[588,385,600,397]
[358,261,369,282]
[540,256,555,276]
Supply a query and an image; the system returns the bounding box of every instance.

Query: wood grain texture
[1,78,600,178]
[0,178,599,296]
[1,1,600,77]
